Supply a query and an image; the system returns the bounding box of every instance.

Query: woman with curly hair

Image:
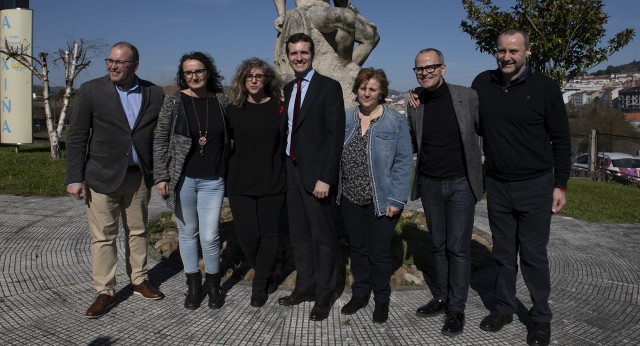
[153,51,229,310]
[226,58,286,307]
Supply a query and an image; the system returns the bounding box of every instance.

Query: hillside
[590,60,640,76]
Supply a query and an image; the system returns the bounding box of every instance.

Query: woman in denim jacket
[337,68,412,323]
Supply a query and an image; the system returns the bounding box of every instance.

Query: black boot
[184,272,202,310]
[373,301,390,323]
[205,272,224,309]
[251,287,268,307]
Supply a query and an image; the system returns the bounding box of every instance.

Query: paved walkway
[0,193,638,345]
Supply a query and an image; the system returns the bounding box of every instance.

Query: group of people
[407,28,570,346]
[65,27,570,346]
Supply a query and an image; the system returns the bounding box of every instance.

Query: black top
[341,116,379,205]
[419,82,466,180]
[471,67,571,188]
[226,98,286,196]
[182,94,226,178]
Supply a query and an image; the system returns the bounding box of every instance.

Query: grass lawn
[0,144,67,196]
[561,178,640,223]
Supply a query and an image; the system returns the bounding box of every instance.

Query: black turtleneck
[419,82,466,180]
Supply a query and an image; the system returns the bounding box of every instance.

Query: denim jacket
[337,105,413,216]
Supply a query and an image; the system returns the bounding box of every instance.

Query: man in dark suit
[407,48,483,337]
[277,32,346,322]
[65,42,165,319]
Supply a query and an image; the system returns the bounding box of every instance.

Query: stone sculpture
[273,0,380,108]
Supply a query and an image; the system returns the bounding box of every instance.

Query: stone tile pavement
[0,193,638,345]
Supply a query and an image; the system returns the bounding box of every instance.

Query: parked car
[572,152,640,184]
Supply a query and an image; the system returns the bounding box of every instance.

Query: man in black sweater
[472,29,571,346]
[407,49,483,337]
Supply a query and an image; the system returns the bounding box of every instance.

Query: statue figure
[273,0,380,108]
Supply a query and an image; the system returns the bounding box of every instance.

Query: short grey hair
[416,48,444,64]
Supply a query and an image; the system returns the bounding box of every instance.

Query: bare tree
[1,39,103,159]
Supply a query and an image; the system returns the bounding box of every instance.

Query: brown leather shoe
[85,294,115,319]
[132,280,165,300]
[309,302,331,321]
[278,290,315,306]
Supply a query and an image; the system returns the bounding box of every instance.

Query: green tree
[460,0,635,86]
[592,60,640,76]
[569,99,640,154]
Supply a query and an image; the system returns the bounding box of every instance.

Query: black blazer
[65,75,164,194]
[281,71,346,193]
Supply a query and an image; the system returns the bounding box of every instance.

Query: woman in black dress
[226,58,286,307]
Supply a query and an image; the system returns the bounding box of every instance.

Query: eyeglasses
[183,69,207,78]
[245,74,264,81]
[105,59,136,67]
[413,64,443,74]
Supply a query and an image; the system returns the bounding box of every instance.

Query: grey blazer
[65,76,164,194]
[152,91,229,212]
[406,83,484,202]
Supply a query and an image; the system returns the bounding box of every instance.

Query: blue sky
[25,0,640,91]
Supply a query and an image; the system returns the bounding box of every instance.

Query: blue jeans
[175,175,225,275]
[419,175,476,312]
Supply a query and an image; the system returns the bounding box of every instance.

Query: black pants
[341,198,397,302]
[485,172,554,323]
[228,194,285,290]
[286,158,338,303]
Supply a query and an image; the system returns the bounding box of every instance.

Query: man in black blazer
[277,33,346,321]
[65,42,165,319]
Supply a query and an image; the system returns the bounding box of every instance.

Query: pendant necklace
[190,93,209,156]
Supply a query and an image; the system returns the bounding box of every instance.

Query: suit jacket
[281,71,346,193]
[407,83,484,202]
[65,75,164,194]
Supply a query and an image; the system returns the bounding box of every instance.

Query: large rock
[403,273,423,285]
[154,239,179,258]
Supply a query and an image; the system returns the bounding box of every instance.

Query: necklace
[190,93,209,157]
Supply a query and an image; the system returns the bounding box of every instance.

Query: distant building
[599,87,623,107]
[568,92,585,107]
[568,90,599,107]
[563,73,640,96]
[618,87,640,111]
